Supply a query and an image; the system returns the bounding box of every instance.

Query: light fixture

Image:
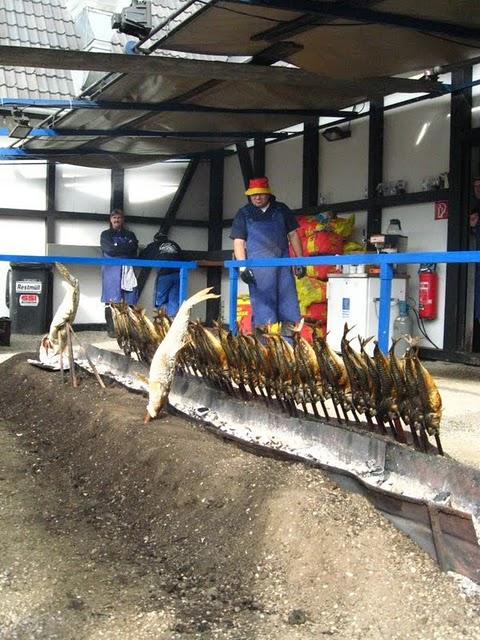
[9,123,33,138]
[322,126,351,142]
[8,108,32,138]
[112,0,152,39]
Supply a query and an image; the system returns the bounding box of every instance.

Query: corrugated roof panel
[0,0,79,98]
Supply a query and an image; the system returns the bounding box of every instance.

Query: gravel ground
[0,354,479,639]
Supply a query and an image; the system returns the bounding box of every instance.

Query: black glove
[240,267,256,285]
[293,266,307,279]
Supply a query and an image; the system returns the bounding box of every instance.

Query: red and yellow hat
[245,177,273,196]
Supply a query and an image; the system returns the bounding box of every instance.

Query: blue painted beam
[230,0,480,42]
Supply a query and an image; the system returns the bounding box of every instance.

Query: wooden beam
[0,45,446,95]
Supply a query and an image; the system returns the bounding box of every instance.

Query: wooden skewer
[66,323,78,388]
[69,325,106,389]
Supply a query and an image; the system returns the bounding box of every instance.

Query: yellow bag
[295,277,327,315]
[329,214,355,238]
[343,241,365,254]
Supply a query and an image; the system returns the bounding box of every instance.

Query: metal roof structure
[2,0,480,166]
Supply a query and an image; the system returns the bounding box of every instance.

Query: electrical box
[326,274,407,354]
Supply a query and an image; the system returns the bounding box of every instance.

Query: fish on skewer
[39,263,79,364]
[144,287,220,422]
[404,337,443,452]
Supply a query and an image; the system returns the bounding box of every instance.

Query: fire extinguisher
[418,263,438,320]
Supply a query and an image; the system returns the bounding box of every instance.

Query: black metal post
[110,167,124,212]
[206,154,224,324]
[445,67,473,351]
[236,142,254,187]
[46,162,56,244]
[302,120,319,209]
[367,98,384,238]
[253,135,266,177]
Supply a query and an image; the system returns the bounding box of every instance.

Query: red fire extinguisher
[418,264,438,320]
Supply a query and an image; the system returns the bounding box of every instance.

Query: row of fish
[109,301,443,454]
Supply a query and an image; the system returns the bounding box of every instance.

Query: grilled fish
[144,287,220,422]
[39,263,79,362]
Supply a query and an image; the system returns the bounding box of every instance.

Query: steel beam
[230,0,480,42]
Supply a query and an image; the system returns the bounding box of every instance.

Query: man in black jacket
[140,231,183,316]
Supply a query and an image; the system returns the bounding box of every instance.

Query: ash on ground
[0,354,479,640]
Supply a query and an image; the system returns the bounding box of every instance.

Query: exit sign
[434,201,448,220]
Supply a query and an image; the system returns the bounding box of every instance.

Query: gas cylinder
[393,301,413,356]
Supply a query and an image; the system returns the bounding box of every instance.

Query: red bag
[304,231,344,256]
[305,302,327,323]
[306,264,336,280]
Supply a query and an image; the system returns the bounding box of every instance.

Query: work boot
[105,305,116,338]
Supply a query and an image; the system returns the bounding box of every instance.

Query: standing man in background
[230,177,305,338]
[100,209,139,335]
[139,230,183,317]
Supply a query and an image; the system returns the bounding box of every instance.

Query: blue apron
[246,207,300,328]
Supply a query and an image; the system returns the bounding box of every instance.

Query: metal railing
[226,250,480,352]
[0,254,198,306]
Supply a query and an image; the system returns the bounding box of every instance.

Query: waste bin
[6,263,53,334]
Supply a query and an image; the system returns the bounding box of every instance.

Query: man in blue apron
[100,209,139,335]
[230,177,305,337]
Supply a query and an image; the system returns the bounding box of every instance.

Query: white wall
[319,116,369,203]
[56,164,111,213]
[124,161,190,218]
[265,136,303,209]
[0,218,46,318]
[382,204,448,349]
[383,96,450,192]
[0,160,47,210]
